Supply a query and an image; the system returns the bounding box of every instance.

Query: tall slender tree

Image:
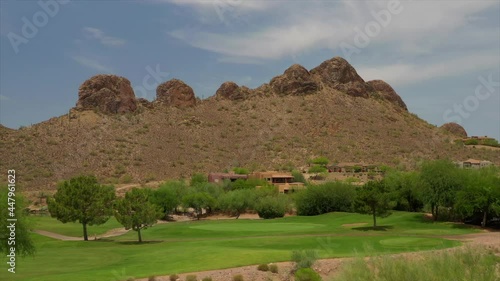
[48,175,115,241]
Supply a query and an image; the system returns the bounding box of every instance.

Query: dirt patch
[341,223,368,227]
[33,227,130,241]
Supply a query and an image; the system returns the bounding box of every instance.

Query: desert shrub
[255,195,288,219]
[295,268,322,281]
[202,277,212,281]
[295,182,356,216]
[257,263,269,271]
[233,274,244,281]
[292,170,306,183]
[169,274,179,281]
[292,250,319,269]
[464,139,479,145]
[148,276,157,281]
[233,167,249,175]
[334,245,498,281]
[269,264,278,273]
[186,275,197,281]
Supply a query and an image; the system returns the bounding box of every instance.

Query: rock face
[215,82,249,101]
[76,75,137,114]
[137,98,154,109]
[270,64,320,96]
[440,123,468,138]
[156,79,197,107]
[367,80,408,111]
[310,57,372,98]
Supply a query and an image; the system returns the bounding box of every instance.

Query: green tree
[182,192,216,220]
[255,195,289,219]
[311,156,329,167]
[292,170,307,184]
[150,186,179,220]
[114,188,161,242]
[218,189,256,219]
[47,175,115,241]
[0,186,35,257]
[455,167,500,227]
[295,182,356,216]
[420,160,463,221]
[354,180,394,228]
[309,165,328,174]
[190,173,207,186]
[384,171,424,212]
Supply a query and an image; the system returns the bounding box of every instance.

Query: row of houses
[208,171,305,193]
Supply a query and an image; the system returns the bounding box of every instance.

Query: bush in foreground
[186,275,197,281]
[169,274,179,281]
[292,250,319,269]
[233,274,244,281]
[269,263,278,273]
[295,268,322,281]
[333,246,499,281]
[257,263,269,271]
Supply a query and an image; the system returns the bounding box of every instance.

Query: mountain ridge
[1,56,498,192]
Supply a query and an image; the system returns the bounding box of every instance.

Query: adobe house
[456,159,493,169]
[249,171,305,193]
[207,173,248,183]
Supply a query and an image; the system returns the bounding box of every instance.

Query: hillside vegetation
[1,57,498,192]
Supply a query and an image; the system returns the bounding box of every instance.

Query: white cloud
[356,53,500,86]
[82,27,126,47]
[167,0,499,86]
[0,95,10,101]
[71,56,113,73]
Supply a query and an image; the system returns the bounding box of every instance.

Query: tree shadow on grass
[352,225,394,231]
[116,240,164,245]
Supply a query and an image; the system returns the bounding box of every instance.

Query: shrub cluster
[295,182,355,216]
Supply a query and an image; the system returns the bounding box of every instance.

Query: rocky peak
[76,74,137,114]
[156,79,197,107]
[269,64,320,96]
[215,82,249,101]
[367,80,408,111]
[310,57,372,98]
[440,123,468,138]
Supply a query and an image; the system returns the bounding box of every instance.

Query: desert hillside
[1,57,498,192]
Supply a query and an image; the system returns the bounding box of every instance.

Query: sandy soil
[33,227,130,241]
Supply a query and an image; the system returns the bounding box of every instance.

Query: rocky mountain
[1,57,498,193]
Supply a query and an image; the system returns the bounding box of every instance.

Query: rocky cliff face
[76,74,137,114]
[270,64,321,96]
[74,57,408,113]
[310,57,373,98]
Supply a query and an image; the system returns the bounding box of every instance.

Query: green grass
[2,212,479,281]
[30,215,122,237]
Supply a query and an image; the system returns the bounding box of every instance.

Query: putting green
[190,222,325,232]
[379,237,444,248]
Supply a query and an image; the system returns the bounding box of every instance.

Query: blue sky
[1,0,499,140]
